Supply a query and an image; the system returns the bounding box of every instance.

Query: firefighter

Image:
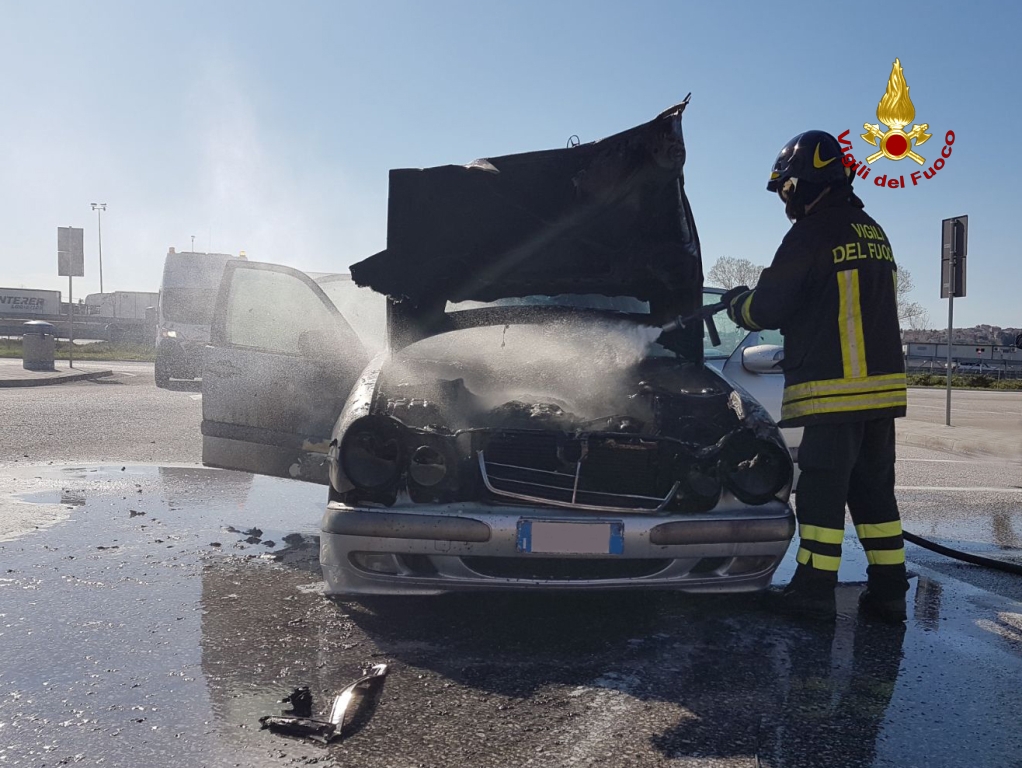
[724,130,910,624]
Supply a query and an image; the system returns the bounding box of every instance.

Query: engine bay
[375,356,743,447]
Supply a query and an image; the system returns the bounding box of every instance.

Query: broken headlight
[339,415,405,491]
[409,445,448,487]
[718,431,791,505]
[680,461,722,511]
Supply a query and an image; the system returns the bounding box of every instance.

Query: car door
[201,261,371,484]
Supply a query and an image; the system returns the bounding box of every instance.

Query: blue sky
[1,0,1018,327]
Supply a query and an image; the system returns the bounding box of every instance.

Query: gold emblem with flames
[861,58,932,165]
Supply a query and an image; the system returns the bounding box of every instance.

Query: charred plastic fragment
[260,665,389,745]
[281,686,313,717]
[259,716,336,744]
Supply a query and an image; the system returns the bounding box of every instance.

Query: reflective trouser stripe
[856,520,905,566]
[797,547,841,571]
[866,549,906,565]
[855,521,903,538]
[837,269,868,379]
[800,524,845,544]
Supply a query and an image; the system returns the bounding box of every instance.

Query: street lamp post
[91,203,107,294]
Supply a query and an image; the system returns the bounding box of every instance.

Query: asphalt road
[0,362,201,465]
[1,369,1022,767]
[907,386,1022,432]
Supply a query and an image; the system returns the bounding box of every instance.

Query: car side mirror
[742,344,784,374]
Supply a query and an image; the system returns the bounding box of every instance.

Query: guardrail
[906,362,1022,380]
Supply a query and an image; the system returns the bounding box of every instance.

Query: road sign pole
[57,225,85,369]
[68,275,74,369]
[945,287,953,425]
[940,215,968,427]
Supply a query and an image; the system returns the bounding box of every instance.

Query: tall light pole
[91,203,106,294]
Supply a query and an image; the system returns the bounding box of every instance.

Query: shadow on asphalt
[333,588,905,766]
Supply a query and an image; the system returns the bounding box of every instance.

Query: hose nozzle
[660,301,727,347]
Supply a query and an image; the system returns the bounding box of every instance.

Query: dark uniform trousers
[794,417,908,599]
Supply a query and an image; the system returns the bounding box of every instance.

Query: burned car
[201,101,795,594]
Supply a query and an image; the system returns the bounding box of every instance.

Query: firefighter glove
[725,287,757,330]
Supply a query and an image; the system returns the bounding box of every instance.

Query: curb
[0,369,115,388]
[896,430,1022,461]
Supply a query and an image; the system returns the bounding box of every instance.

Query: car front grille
[460,556,673,581]
[478,431,682,513]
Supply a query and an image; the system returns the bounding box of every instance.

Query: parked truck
[85,291,160,343]
[0,287,62,318]
[1,287,157,341]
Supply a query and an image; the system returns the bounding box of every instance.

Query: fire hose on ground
[660,302,1022,577]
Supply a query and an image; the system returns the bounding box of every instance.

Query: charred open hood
[349,100,704,357]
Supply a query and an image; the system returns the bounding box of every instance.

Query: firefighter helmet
[767,130,849,192]
[767,131,852,221]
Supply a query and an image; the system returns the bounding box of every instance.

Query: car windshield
[316,275,387,350]
[160,287,218,325]
[703,291,748,359]
[701,290,785,359]
[160,254,233,325]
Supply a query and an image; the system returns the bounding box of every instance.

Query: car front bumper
[320,500,795,596]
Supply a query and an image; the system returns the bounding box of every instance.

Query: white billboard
[58,226,85,277]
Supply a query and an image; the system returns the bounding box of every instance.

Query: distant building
[903,342,1022,373]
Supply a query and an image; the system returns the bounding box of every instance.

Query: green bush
[906,372,1022,390]
[0,339,154,361]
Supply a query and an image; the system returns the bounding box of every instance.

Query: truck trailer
[0,287,62,318]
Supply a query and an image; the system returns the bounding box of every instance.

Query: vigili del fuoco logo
[838,58,956,190]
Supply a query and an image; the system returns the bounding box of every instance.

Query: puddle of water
[0,464,1022,767]
[15,489,88,507]
[0,464,332,766]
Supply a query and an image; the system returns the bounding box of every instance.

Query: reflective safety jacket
[732,192,906,427]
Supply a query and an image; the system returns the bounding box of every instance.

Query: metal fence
[906,359,1022,380]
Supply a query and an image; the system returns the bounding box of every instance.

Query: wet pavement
[2,463,1022,767]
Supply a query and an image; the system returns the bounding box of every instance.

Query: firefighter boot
[858,564,909,624]
[859,574,908,625]
[858,590,907,624]
[770,566,837,621]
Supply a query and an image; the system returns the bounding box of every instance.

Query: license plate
[517,520,624,555]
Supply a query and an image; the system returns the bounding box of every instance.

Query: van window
[225,268,337,354]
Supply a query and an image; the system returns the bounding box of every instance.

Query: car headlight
[679,460,722,511]
[339,415,405,490]
[718,431,792,505]
[409,445,448,487]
